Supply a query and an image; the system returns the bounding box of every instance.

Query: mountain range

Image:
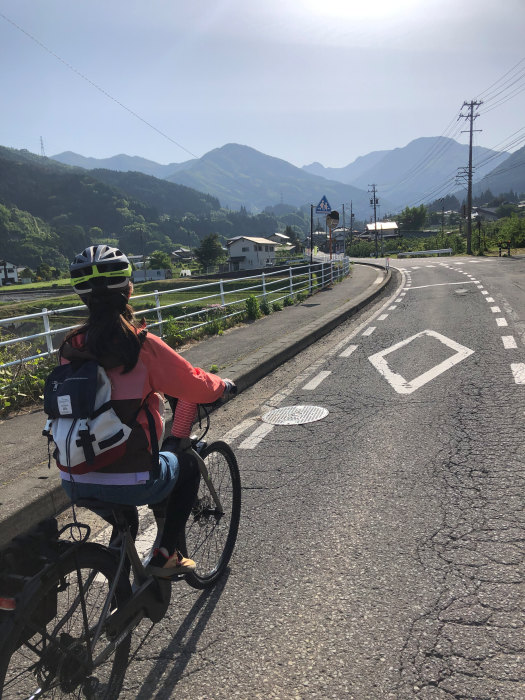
[52,137,525,218]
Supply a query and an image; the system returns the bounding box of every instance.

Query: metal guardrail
[397,248,453,258]
[0,260,350,369]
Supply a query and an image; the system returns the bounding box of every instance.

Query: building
[0,260,19,286]
[227,236,277,271]
[268,232,291,245]
[362,221,399,241]
[170,247,195,264]
[131,269,170,283]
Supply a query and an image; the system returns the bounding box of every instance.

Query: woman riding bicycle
[57,244,235,578]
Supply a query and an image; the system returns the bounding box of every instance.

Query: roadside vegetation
[0,265,347,417]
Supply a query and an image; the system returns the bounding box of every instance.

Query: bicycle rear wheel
[0,544,132,699]
[180,441,241,589]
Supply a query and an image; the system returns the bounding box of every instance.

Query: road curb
[0,265,394,548]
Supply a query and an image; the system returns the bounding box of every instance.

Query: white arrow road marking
[368,330,474,395]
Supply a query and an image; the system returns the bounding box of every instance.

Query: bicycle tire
[180,441,241,590]
[0,543,132,699]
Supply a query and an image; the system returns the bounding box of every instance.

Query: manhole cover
[261,405,329,425]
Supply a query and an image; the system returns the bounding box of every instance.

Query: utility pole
[350,201,354,247]
[440,198,445,244]
[40,136,46,157]
[369,185,379,257]
[342,203,346,255]
[459,100,482,255]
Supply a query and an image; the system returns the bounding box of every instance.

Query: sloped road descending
[96,257,523,699]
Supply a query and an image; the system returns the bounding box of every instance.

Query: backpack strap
[143,399,160,478]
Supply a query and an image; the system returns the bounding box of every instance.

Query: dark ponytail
[65,289,144,372]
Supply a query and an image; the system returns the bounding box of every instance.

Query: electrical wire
[0,11,200,161]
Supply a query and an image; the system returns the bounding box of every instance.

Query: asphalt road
[85,256,524,699]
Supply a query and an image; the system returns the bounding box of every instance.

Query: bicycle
[0,403,241,699]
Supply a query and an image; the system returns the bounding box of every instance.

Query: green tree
[284,225,303,252]
[397,205,427,231]
[195,233,226,269]
[148,250,172,270]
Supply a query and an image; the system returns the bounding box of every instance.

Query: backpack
[42,359,158,473]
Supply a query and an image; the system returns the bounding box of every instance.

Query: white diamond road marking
[486,297,495,303]
[481,290,489,295]
[511,363,525,384]
[490,306,501,313]
[496,318,508,327]
[368,330,474,395]
[502,336,518,349]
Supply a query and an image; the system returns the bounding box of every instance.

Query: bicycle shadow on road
[133,568,231,699]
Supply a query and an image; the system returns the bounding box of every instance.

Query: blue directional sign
[315,196,331,214]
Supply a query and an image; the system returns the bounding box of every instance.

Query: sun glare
[300,0,421,20]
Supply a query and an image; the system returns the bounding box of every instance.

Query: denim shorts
[60,451,180,506]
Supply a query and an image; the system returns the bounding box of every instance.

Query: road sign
[316,196,331,214]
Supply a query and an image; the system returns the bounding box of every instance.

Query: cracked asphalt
[4,257,522,699]
[110,257,524,699]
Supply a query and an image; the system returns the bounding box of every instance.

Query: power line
[475,57,525,100]
[0,11,200,161]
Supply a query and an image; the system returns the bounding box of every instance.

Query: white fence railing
[0,260,350,369]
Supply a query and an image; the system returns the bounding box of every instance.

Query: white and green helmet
[70,245,132,294]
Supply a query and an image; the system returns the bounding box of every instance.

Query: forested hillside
[0,146,310,272]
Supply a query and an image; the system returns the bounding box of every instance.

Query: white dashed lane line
[490,306,501,313]
[378,314,389,321]
[362,327,376,336]
[511,364,525,384]
[502,336,518,349]
[339,344,358,358]
[303,371,332,390]
[496,318,508,327]
[239,422,275,450]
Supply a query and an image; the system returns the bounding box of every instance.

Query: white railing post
[262,272,267,298]
[289,267,293,295]
[220,279,226,305]
[321,263,325,288]
[308,265,312,294]
[42,309,54,356]
[154,290,163,337]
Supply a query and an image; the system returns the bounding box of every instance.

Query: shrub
[245,294,262,320]
[296,290,308,303]
[163,317,186,347]
[284,295,295,307]
[0,341,55,416]
[260,297,272,315]
[272,300,283,312]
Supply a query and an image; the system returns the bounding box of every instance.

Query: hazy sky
[1,0,524,168]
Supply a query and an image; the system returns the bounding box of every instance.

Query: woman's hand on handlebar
[222,379,237,399]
